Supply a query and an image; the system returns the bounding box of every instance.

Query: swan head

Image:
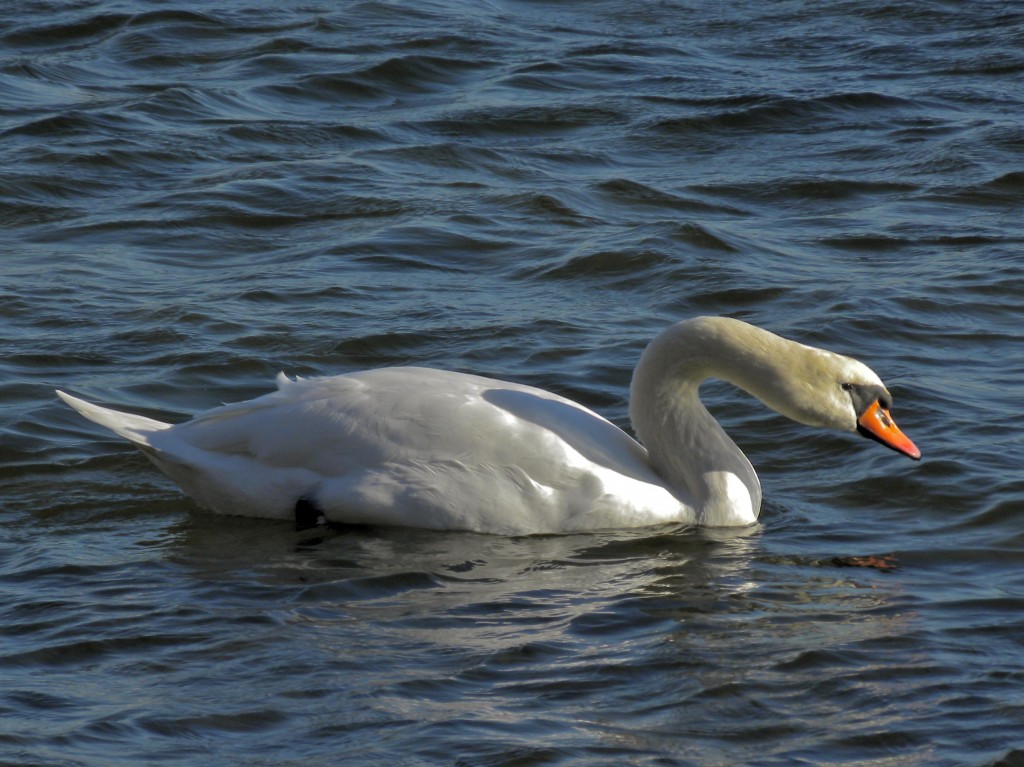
[759,344,921,461]
[634,317,921,461]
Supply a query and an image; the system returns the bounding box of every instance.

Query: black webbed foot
[294,496,325,531]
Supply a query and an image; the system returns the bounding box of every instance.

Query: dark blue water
[2,1,1023,765]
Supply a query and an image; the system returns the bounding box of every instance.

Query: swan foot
[295,496,325,531]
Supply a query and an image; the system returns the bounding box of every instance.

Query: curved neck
[629,317,797,525]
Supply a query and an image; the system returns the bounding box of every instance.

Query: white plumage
[58,317,920,534]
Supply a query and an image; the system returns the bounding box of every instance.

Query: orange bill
[856,400,921,460]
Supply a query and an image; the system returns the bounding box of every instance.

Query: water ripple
[2,0,1024,764]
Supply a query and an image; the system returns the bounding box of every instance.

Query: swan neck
[630,317,776,525]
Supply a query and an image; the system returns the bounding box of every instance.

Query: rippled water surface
[3,1,1024,765]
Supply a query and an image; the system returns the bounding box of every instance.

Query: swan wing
[157,368,687,531]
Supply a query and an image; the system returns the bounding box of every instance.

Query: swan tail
[56,390,173,447]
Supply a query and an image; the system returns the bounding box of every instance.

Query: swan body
[57,317,920,534]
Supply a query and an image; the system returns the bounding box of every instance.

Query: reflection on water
[164,515,929,761]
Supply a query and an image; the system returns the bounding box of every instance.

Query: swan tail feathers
[56,391,173,447]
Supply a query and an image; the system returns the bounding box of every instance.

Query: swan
[57,316,920,534]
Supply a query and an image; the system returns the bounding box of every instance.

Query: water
[2,0,1023,764]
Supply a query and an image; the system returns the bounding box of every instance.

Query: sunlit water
[2,1,1023,765]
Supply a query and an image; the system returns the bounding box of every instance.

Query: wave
[649,91,915,137]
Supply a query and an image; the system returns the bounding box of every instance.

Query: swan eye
[844,382,892,417]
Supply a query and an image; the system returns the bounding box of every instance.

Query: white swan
[57,316,919,534]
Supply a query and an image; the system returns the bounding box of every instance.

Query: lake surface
[2,1,1023,764]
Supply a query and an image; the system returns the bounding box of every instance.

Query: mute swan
[57,316,919,533]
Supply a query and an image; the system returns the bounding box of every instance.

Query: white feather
[58,317,910,533]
